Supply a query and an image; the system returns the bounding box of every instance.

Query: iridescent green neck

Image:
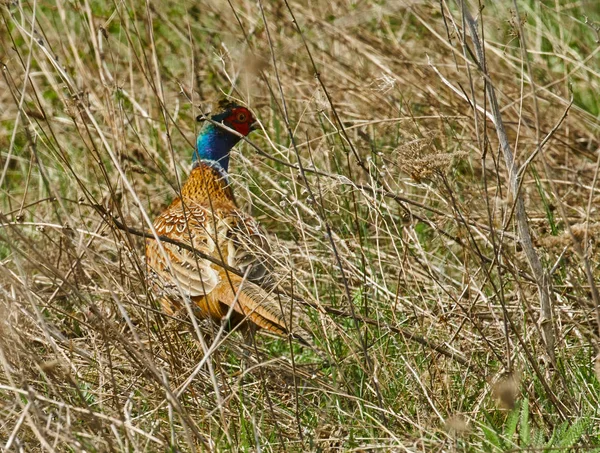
[193,118,241,172]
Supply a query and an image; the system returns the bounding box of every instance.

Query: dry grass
[1,0,600,451]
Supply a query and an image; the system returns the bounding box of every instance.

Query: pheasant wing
[224,210,272,283]
[147,203,219,297]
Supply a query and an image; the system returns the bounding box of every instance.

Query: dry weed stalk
[456,2,556,362]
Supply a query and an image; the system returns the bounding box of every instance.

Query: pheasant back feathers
[146,101,314,350]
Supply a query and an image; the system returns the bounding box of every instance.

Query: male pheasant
[146,99,310,346]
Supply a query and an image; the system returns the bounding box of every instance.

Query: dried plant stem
[510,0,600,343]
[460,2,556,361]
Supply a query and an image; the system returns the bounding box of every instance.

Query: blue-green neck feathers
[192,112,241,173]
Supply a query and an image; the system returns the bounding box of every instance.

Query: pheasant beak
[249,120,259,132]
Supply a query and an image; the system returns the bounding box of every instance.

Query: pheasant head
[193,99,257,172]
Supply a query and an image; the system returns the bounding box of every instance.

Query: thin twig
[460,1,556,362]
[510,0,600,343]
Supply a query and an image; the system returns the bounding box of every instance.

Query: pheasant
[146,99,311,348]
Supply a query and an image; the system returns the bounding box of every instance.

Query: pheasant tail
[217,275,316,349]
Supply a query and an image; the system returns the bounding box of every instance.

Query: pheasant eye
[236,112,247,122]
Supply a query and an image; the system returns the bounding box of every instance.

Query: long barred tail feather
[216,275,328,361]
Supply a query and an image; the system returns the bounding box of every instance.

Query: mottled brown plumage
[146,103,311,347]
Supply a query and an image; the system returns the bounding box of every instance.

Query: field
[1,0,600,451]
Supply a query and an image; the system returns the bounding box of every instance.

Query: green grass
[1,0,600,451]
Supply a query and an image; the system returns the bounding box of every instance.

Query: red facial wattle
[223,107,255,136]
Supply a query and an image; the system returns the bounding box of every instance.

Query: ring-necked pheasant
[146,99,311,348]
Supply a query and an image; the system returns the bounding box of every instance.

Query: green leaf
[482,425,502,452]
[504,402,520,445]
[519,397,530,447]
[557,417,589,450]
